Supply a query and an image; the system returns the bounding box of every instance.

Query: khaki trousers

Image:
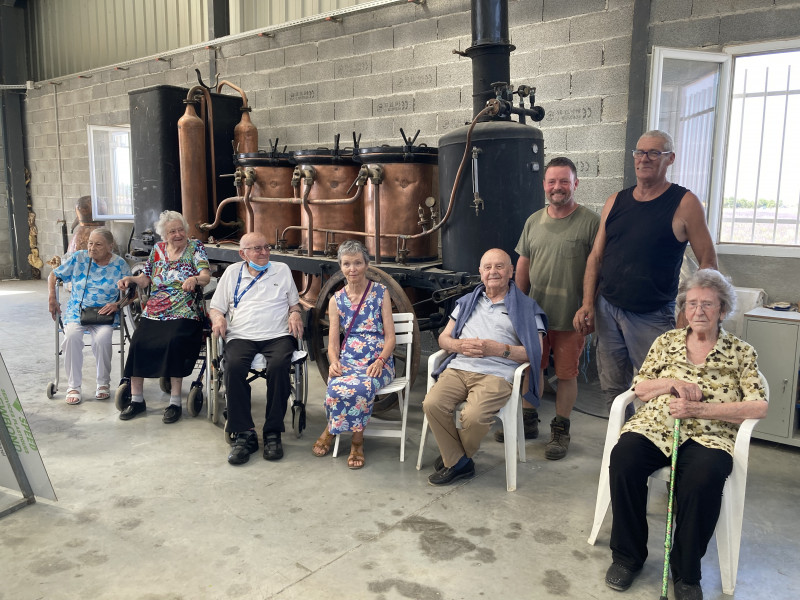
[422,368,512,468]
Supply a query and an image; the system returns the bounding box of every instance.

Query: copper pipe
[373,184,381,265]
[199,196,245,231]
[243,182,254,234]
[216,80,249,108]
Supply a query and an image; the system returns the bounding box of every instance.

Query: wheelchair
[46,279,130,400]
[209,333,309,443]
[114,279,213,419]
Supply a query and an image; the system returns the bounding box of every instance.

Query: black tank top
[599,183,688,313]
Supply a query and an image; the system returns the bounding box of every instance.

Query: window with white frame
[649,42,800,256]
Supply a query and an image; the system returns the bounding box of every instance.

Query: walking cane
[660,387,682,600]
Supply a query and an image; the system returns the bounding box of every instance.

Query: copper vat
[356,144,439,261]
[292,148,363,253]
[234,151,299,247]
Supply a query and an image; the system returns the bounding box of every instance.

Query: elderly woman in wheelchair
[311,240,396,470]
[604,269,767,600]
[116,211,211,424]
[208,232,304,465]
[48,227,130,405]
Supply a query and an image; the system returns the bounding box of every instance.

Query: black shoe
[605,562,641,591]
[263,432,284,461]
[119,400,146,420]
[433,455,445,472]
[494,408,539,442]
[228,430,259,465]
[163,404,182,424]
[674,581,703,600]
[428,459,475,486]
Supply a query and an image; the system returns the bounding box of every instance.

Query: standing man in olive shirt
[499,157,599,459]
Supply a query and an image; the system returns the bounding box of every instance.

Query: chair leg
[398,391,407,463]
[516,402,526,463]
[716,479,742,595]
[416,414,429,470]
[588,465,611,545]
[501,410,517,492]
[332,434,340,458]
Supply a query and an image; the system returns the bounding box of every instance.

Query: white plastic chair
[415,349,529,492]
[587,374,767,595]
[332,312,415,461]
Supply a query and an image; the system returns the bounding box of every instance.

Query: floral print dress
[325,282,395,434]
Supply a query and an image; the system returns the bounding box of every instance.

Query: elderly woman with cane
[604,269,767,600]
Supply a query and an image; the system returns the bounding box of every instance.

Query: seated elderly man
[422,248,547,486]
[209,232,304,465]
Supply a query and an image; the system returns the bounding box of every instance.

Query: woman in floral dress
[312,240,395,469]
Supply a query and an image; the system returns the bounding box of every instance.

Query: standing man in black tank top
[572,130,717,412]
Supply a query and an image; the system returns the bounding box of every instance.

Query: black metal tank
[438,0,545,273]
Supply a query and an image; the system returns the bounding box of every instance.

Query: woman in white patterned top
[604,269,768,600]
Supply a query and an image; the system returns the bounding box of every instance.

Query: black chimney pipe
[464,0,515,118]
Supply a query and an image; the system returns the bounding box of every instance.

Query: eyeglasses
[242,245,270,253]
[686,301,720,312]
[631,149,673,160]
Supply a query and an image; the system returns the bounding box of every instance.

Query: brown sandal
[312,430,335,457]
[348,440,365,470]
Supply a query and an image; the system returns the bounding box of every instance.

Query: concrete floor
[1,279,799,600]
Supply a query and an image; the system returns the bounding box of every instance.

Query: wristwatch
[502,344,511,358]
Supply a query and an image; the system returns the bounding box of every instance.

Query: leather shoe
[228,430,259,465]
[674,581,703,600]
[428,458,475,486]
[433,455,446,472]
[263,433,284,460]
[119,400,146,420]
[162,404,182,424]
[605,562,641,591]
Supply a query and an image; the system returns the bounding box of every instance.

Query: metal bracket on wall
[155,57,173,66]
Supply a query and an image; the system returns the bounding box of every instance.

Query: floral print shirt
[142,240,209,321]
[623,327,766,457]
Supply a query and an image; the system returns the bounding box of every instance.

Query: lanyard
[233,263,267,308]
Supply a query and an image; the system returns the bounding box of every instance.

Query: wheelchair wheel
[223,416,235,445]
[187,385,204,417]
[159,377,171,394]
[290,359,308,439]
[46,382,57,399]
[115,379,131,411]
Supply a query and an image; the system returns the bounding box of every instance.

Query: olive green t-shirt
[515,204,599,331]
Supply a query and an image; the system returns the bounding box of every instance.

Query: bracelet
[376,356,386,364]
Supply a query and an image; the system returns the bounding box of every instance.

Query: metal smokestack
[464,0,515,118]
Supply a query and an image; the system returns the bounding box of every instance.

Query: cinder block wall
[24,0,634,271]
[19,0,800,302]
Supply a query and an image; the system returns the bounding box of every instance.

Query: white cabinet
[743,308,800,447]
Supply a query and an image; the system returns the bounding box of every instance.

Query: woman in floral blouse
[117,211,211,424]
[604,269,767,600]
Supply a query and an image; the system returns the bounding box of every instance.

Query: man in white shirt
[209,232,304,465]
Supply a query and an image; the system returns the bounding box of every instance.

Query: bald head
[479,248,514,293]
[239,232,270,267]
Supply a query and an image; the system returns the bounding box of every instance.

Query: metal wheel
[46,382,57,399]
[208,334,223,425]
[310,266,420,394]
[115,379,131,412]
[290,346,309,439]
[187,385,203,417]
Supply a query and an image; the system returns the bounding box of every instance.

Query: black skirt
[124,317,203,379]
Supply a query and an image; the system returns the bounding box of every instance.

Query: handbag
[78,257,115,326]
